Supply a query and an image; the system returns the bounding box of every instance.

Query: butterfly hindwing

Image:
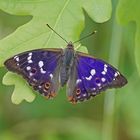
[4,49,63,99]
[68,52,127,103]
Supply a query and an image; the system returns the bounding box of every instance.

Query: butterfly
[4,25,127,104]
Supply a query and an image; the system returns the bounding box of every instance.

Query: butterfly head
[67,41,74,50]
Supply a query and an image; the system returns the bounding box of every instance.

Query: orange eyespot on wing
[44,82,51,91]
[76,88,81,95]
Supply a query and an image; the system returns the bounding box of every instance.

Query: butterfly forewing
[4,49,63,99]
[68,52,127,103]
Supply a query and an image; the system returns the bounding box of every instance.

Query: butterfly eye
[76,88,81,95]
[44,82,51,90]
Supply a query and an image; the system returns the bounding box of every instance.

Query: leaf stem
[101,17,123,140]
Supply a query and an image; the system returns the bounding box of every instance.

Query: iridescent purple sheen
[20,50,59,79]
[4,49,62,96]
[73,53,127,102]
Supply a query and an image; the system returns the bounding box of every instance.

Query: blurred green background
[0,0,139,140]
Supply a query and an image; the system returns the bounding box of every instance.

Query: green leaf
[83,0,112,23]
[0,0,112,104]
[117,0,140,75]
[75,44,88,53]
[3,72,36,104]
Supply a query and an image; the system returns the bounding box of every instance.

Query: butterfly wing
[4,48,63,99]
[67,52,127,103]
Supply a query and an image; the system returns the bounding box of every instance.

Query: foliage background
[0,0,139,140]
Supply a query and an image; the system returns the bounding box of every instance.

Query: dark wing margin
[4,48,63,99]
[67,51,127,103]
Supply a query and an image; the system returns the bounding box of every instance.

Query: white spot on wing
[90,69,96,76]
[114,72,120,77]
[26,66,31,71]
[114,72,118,77]
[50,73,53,79]
[27,53,33,63]
[27,56,32,61]
[104,64,108,68]
[33,79,37,82]
[15,57,19,62]
[102,64,108,75]
[85,75,92,80]
[28,60,33,63]
[29,72,33,76]
[76,79,82,84]
[83,94,87,97]
[29,52,32,56]
[40,68,46,74]
[93,88,96,91]
[102,71,106,75]
[97,83,101,87]
[104,67,107,72]
[101,77,106,82]
[38,61,44,68]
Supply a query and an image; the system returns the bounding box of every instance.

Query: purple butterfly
[4,25,127,104]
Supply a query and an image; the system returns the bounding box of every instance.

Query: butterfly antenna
[46,24,69,44]
[73,30,97,44]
